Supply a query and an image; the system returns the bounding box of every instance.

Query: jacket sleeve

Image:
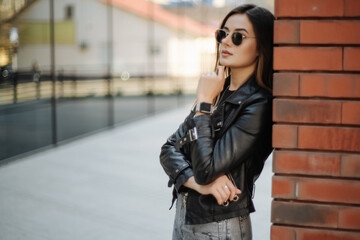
[189,96,272,185]
[159,114,194,192]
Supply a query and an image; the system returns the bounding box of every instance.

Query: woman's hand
[184,175,241,205]
[197,175,241,205]
[196,66,226,104]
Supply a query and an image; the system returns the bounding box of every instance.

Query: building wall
[16,0,109,72]
[271,0,360,239]
[15,0,215,78]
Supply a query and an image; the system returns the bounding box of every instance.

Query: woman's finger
[223,184,231,198]
[226,181,237,201]
[217,65,225,79]
[218,186,230,204]
[213,190,223,205]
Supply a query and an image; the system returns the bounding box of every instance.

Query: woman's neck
[229,62,256,91]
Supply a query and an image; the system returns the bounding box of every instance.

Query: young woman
[160,4,274,239]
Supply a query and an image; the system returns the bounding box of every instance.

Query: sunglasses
[215,29,255,46]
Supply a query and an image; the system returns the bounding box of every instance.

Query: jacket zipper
[227,172,240,203]
[183,192,188,208]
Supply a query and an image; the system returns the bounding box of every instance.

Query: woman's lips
[221,50,233,56]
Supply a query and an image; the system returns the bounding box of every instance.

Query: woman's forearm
[183,176,200,193]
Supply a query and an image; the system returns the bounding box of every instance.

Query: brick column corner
[271,0,360,239]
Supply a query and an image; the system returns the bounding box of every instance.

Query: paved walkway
[0,105,272,240]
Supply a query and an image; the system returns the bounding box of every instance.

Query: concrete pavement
[0,105,272,240]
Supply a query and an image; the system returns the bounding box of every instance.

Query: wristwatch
[195,102,215,114]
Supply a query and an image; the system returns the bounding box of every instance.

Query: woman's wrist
[184,176,202,194]
[195,98,215,117]
[197,97,213,104]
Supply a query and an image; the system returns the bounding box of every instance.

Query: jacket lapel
[219,75,260,136]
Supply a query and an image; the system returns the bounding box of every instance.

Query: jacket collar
[223,74,260,105]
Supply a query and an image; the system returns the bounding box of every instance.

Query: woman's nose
[222,34,232,46]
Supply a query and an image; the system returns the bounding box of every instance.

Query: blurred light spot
[121,71,130,81]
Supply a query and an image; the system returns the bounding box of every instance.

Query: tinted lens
[232,32,243,46]
[215,29,243,46]
[215,29,226,43]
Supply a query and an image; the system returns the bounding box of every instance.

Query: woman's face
[219,13,258,70]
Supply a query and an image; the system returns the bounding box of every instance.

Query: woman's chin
[219,60,230,67]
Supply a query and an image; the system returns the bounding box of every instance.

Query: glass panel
[0,0,53,160]
[54,0,110,141]
[0,100,52,160]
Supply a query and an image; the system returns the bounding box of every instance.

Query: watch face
[196,102,213,114]
[201,103,212,113]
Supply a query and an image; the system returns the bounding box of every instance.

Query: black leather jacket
[160,74,273,225]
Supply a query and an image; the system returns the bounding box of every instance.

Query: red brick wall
[271,0,360,239]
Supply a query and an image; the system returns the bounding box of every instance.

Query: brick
[271,225,295,240]
[298,126,360,152]
[272,226,360,240]
[273,73,299,97]
[339,207,360,230]
[344,47,360,71]
[275,0,344,18]
[273,150,341,176]
[295,226,360,240]
[273,99,342,124]
[272,176,360,204]
[272,176,295,199]
[298,178,360,204]
[273,124,298,149]
[345,0,360,17]
[274,20,299,44]
[274,47,342,71]
[274,0,297,17]
[301,21,360,44]
[342,101,360,125]
[271,201,338,228]
[300,73,360,98]
[341,154,360,178]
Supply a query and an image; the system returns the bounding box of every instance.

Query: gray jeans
[172,193,252,240]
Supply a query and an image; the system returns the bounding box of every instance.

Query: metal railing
[0,69,195,161]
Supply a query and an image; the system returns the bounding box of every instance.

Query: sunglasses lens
[216,30,244,46]
[232,32,243,46]
[216,30,226,43]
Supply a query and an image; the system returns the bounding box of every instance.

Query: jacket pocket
[184,189,214,225]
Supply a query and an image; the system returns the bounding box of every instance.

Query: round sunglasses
[215,29,255,46]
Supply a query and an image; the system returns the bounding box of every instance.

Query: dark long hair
[214,4,274,92]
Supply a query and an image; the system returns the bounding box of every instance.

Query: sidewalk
[0,105,272,240]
